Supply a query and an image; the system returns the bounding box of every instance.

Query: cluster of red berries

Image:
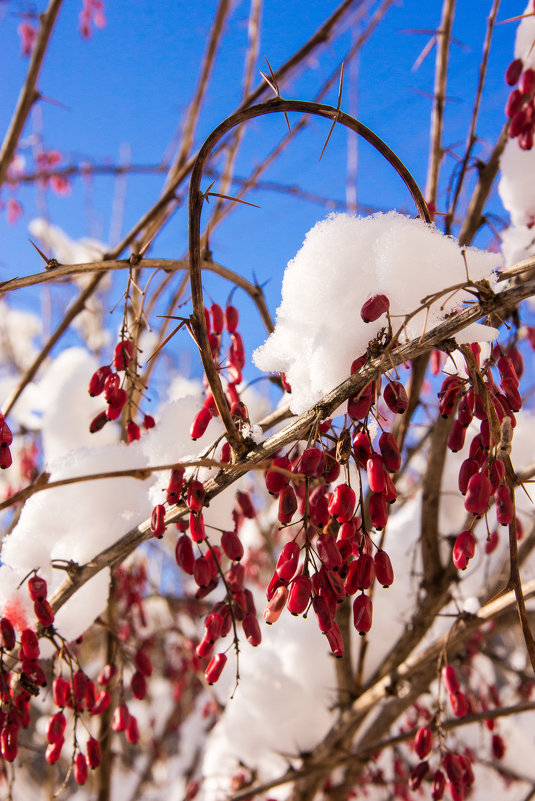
[406,661,508,800]
[262,433,394,654]
[190,303,249,441]
[439,343,523,570]
[505,56,535,150]
[151,466,260,685]
[88,338,155,440]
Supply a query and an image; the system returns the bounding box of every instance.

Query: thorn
[206,191,260,209]
[29,239,50,264]
[144,321,187,365]
[319,63,344,162]
[262,56,291,133]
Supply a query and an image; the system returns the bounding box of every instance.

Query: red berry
[353,593,373,635]
[131,671,147,700]
[367,454,386,493]
[89,411,109,433]
[88,365,112,396]
[276,541,300,582]
[74,752,88,785]
[112,703,130,732]
[505,58,523,86]
[28,575,47,602]
[414,726,433,759]
[432,770,445,801]
[383,381,409,414]
[449,690,467,717]
[143,414,156,429]
[20,629,39,660]
[520,68,535,95]
[151,504,166,538]
[175,535,194,574]
[209,303,224,334]
[464,472,492,516]
[327,483,356,522]
[125,715,139,744]
[134,650,153,677]
[325,621,344,657]
[369,493,388,530]
[374,550,394,587]
[242,614,262,647]
[492,733,506,759]
[224,305,239,332]
[46,737,64,764]
[34,599,54,627]
[190,407,212,440]
[221,530,244,562]
[495,484,514,526]
[205,653,227,684]
[113,339,134,371]
[87,737,102,769]
[90,690,111,716]
[189,512,206,543]
[379,432,401,472]
[360,294,389,323]
[187,480,205,512]
[264,586,289,624]
[287,575,311,615]
[453,529,476,570]
[278,485,297,525]
[126,421,141,442]
[442,665,460,694]
[0,618,15,651]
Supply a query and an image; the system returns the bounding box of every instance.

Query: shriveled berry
[0,618,15,651]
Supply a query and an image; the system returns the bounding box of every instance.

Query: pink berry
[353,593,373,635]
[205,653,227,684]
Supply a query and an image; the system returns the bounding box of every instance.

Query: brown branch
[425,0,456,207]
[458,124,509,246]
[446,0,501,232]
[0,0,64,189]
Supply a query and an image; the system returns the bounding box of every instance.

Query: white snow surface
[254,212,501,414]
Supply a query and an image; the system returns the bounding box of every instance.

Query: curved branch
[188,98,431,454]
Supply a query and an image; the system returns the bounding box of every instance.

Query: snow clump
[254,211,501,414]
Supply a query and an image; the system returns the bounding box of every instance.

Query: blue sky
[0,0,523,380]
